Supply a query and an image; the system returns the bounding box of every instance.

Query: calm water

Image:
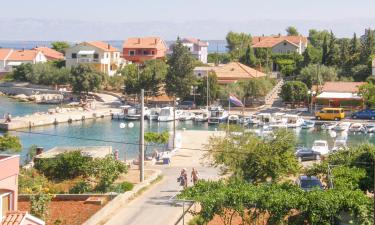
[1,96,375,160]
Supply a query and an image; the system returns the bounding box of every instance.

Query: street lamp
[190,86,198,104]
[119,122,134,164]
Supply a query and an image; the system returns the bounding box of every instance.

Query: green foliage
[302,45,322,67]
[299,64,337,88]
[30,185,53,221]
[51,41,70,54]
[110,181,134,193]
[207,53,231,64]
[69,180,92,194]
[25,145,37,164]
[165,38,196,98]
[360,29,375,64]
[105,74,125,91]
[144,131,169,144]
[206,128,299,183]
[286,26,299,36]
[226,32,252,60]
[308,29,330,48]
[196,72,220,105]
[19,168,51,194]
[241,77,276,99]
[34,151,92,180]
[280,81,308,103]
[0,133,22,152]
[70,64,105,94]
[240,45,257,67]
[359,82,375,108]
[11,63,32,81]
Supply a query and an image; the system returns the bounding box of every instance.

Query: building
[123,37,167,64]
[315,82,366,109]
[252,35,308,55]
[170,38,208,64]
[0,49,47,72]
[33,47,64,61]
[65,41,122,76]
[193,62,266,84]
[372,58,375,76]
[0,155,19,219]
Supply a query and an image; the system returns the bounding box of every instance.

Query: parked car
[178,101,196,110]
[295,147,321,161]
[351,109,375,120]
[315,108,345,121]
[295,176,324,191]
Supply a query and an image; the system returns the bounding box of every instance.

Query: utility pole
[173,97,176,150]
[139,89,145,182]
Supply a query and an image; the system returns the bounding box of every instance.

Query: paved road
[104,131,220,225]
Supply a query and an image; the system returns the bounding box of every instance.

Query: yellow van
[315,108,345,121]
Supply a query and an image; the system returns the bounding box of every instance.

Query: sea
[0,40,228,53]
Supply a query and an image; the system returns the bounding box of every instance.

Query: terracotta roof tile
[182,38,208,47]
[1,211,26,225]
[85,41,119,52]
[33,47,64,60]
[0,49,13,60]
[7,50,39,61]
[123,37,167,50]
[322,82,366,93]
[209,62,266,81]
[252,35,307,48]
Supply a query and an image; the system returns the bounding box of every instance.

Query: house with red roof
[169,38,208,63]
[65,41,123,76]
[0,49,47,73]
[123,37,167,64]
[252,35,308,55]
[33,47,64,61]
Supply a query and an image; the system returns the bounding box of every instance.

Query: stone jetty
[0,107,121,131]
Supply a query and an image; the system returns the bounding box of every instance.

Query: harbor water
[1,96,375,160]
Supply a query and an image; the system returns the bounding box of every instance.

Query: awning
[7,62,22,66]
[316,92,362,100]
[78,50,95,55]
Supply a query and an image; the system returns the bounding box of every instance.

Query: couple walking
[178,168,199,188]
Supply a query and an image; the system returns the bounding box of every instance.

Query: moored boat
[208,106,229,124]
[301,120,315,129]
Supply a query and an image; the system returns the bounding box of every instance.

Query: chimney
[154,38,157,44]
[138,38,141,44]
[108,44,110,49]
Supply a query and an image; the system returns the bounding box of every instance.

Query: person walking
[191,168,199,185]
[179,168,188,188]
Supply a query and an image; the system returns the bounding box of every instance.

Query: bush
[69,180,92,194]
[110,181,134,193]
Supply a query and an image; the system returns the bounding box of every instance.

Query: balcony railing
[77,58,100,63]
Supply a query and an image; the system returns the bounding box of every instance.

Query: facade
[193,62,266,84]
[123,37,167,64]
[252,35,308,54]
[65,41,122,76]
[0,49,47,72]
[33,47,64,61]
[0,155,19,220]
[177,38,208,64]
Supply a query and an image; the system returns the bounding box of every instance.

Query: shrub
[69,180,92,194]
[110,181,134,193]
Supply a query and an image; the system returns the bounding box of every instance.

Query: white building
[65,41,123,76]
[0,49,47,72]
[169,38,209,64]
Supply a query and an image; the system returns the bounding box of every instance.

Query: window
[1,193,11,219]
[327,110,334,114]
[151,51,155,55]
[94,53,99,59]
[72,53,77,59]
[143,50,149,55]
[129,50,135,56]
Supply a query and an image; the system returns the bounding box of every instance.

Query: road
[103,131,221,225]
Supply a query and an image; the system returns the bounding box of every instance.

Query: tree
[121,64,139,96]
[240,44,257,67]
[254,48,272,71]
[359,82,375,108]
[350,33,361,66]
[30,186,53,221]
[302,45,322,67]
[70,64,105,94]
[11,63,32,81]
[308,29,330,48]
[140,59,168,96]
[326,31,338,66]
[338,38,351,68]
[207,53,231,64]
[165,38,196,98]
[226,32,252,60]
[286,26,299,36]
[241,77,276,100]
[299,64,337,88]
[51,41,70,54]
[196,72,219,105]
[321,35,329,65]
[360,29,375,64]
[0,133,22,152]
[280,81,308,103]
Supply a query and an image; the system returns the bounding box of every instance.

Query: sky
[0,0,375,40]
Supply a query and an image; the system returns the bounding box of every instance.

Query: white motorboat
[349,123,365,133]
[311,140,330,155]
[301,120,315,129]
[239,116,250,125]
[331,139,347,152]
[208,106,229,124]
[283,114,304,128]
[112,105,132,119]
[321,122,338,130]
[272,113,286,124]
[333,122,351,132]
[179,112,195,121]
[228,115,240,124]
[365,124,375,133]
[147,108,161,121]
[256,113,273,126]
[194,112,208,122]
[158,107,182,122]
[124,106,150,120]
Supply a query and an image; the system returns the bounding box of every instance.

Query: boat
[179,112,195,121]
[349,123,365,133]
[194,112,208,122]
[238,116,250,125]
[112,105,132,119]
[256,113,273,126]
[158,107,182,122]
[301,120,315,129]
[147,108,161,121]
[283,114,304,128]
[271,113,286,124]
[331,139,347,151]
[311,140,330,155]
[228,115,240,124]
[124,106,150,120]
[365,124,375,133]
[321,122,338,130]
[208,106,229,124]
[333,122,351,132]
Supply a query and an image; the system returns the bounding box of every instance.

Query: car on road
[351,109,375,120]
[315,108,345,121]
[295,176,324,191]
[295,147,321,161]
[178,101,197,110]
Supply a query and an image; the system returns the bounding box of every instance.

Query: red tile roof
[182,38,208,47]
[1,211,26,225]
[33,47,64,60]
[123,37,167,50]
[0,49,13,60]
[252,35,307,48]
[85,41,119,52]
[210,62,266,81]
[322,82,366,93]
[7,50,40,61]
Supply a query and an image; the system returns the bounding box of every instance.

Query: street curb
[82,169,163,225]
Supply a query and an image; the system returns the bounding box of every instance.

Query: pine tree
[349,33,360,66]
[322,35,328,65]
[360,29,375,64]
[326,31,338,66]
[303,46,312,67]
[240,45,257,67]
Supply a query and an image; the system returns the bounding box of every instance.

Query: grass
[132,175,164,199]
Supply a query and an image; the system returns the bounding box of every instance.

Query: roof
[206,62,266,81]
[123,37,167,49]
[252,35,308,48]
[182,38,208,47]
[0,49,13,60]
[316,92,362,99]
[33,47,64,60]
[7,50,40,61]
[321,82,366,93]
[1,211,44,225]
[85,41,119,52]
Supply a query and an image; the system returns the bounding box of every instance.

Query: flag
[229,95,244,107]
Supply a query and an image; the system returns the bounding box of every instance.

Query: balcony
[77,58,100,63]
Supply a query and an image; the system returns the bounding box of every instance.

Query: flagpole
[227,95,230,133]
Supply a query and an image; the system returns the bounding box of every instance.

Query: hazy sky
[2,0,375,22]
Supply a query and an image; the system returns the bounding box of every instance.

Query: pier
[0,107,121,131]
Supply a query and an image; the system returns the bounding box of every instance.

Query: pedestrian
[5,113,11,123]
[191,168,199,185]
[178,168,188,188]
